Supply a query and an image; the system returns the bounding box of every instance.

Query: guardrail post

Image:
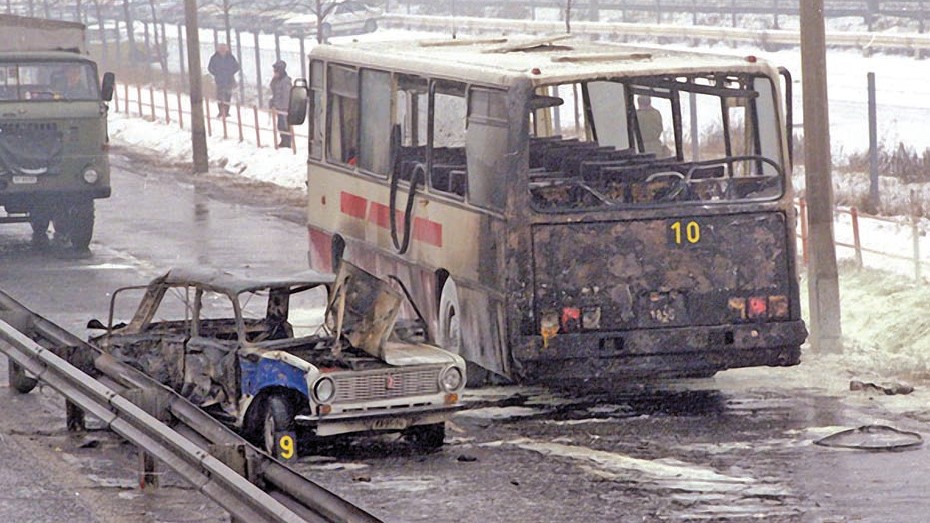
[66,400,85,431]
[851,207,863,267]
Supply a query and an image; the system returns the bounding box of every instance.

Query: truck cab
[0,15,114,250]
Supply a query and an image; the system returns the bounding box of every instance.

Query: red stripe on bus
[341,194,443,248]
[413,217,443,247]
[340,192,368,219]
[367,201,395,229]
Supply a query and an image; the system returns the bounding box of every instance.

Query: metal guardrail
[384,13,930,52]
[0,290,381,523]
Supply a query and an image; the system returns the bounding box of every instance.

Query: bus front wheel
[438,278,462,353]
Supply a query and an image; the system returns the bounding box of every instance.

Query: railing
[384,13,930,53]
[797,198,930,282]
[0,290,381,523]
[111,81,304,155]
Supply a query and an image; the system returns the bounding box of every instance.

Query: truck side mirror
[287,79,309,126]
[101,72,115,102]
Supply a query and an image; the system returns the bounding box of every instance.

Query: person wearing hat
[270,60,293,148]
[207,43,239,118]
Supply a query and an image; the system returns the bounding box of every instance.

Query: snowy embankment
[109,113,308,191]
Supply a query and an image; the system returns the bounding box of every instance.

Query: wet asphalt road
[1,150,930,522]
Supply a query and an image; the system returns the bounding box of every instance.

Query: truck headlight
[82,168,99,184]
[313,377,335,403]
[440,366,464,392]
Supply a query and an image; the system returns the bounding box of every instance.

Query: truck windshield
[0,61,99,101]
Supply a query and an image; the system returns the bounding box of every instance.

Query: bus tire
[9,360,38,394]
[438,278,462,353]
[439,279,490,386]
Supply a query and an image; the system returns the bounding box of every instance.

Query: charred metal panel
[240,357,309,398]
[531,212,792,333]
[106,334,186,391]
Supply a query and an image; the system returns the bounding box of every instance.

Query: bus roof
[310,35,777,87]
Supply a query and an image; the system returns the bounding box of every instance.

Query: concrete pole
[800,0,842,353]
[184,0,209,173]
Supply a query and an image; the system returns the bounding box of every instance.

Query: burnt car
[88,263,466,458]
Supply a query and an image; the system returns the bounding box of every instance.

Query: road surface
[0,149,928,522]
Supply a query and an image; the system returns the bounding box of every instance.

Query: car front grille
[332,367,441,403]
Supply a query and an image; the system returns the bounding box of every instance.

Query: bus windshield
[528,72,784,212]
[0,61,99,102]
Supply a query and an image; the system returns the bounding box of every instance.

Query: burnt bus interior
[317,60,789,219]
[528,72,789,212]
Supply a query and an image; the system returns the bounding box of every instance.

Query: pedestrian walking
[270,60,293,148]
[207,43,239,118]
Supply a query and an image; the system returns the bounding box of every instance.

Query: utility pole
[800,0,842,353]
[184,0,209,173]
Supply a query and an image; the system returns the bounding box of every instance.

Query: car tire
[9,360,38,394]
[261,394,297,458]
[405,422,445,450]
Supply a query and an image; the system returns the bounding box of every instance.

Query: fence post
[163,88,170,124]
[236,103,244,142]
[205,98,212,137]
[177,91,184,129]
[913,194,922,281]
[136,84,143,116]
[124,83,130,114]
[149,85,156,120]
[253,106,262,147]
[113,84,120,113]
[299,36,307,80]
[272,109,279,148]
[178,23,187,87]
[850,207,863,267]
[222,109,228,139]
[235,29,245,105]
[800,198,809,265]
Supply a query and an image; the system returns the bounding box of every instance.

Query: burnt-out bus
[287,35,807,383]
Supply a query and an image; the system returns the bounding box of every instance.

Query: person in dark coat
[207,43,239,118]
[270,60,292,148]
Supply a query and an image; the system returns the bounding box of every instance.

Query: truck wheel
[67,200,95,250]
[30,215,50,246]
[9,360,38,394]
[261,395,297,458]
[405,423,445,450]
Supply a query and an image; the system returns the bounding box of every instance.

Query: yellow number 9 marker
[278,434,295,460]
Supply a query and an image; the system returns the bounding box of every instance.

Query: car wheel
[364,19,377,33]
[9,360,38,394]
[404,423,445,450]
[261,394,297,458]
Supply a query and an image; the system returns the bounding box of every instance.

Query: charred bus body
[288,36,807,383]
[0,15,114,249]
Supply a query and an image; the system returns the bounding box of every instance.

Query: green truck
[0,14,114,250]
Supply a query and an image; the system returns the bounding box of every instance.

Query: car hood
[381,341,464,367]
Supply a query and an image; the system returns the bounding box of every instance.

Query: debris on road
[849,380,914,395]
[814,425,923,451]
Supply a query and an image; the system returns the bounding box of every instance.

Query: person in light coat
[270,60,293,148]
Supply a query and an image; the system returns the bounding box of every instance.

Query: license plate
[371,418,409,431]
[12,176,37,184]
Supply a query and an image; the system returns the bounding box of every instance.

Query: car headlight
[440,366,464,392]
[313,377,335,403]
[82,168,99,184]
